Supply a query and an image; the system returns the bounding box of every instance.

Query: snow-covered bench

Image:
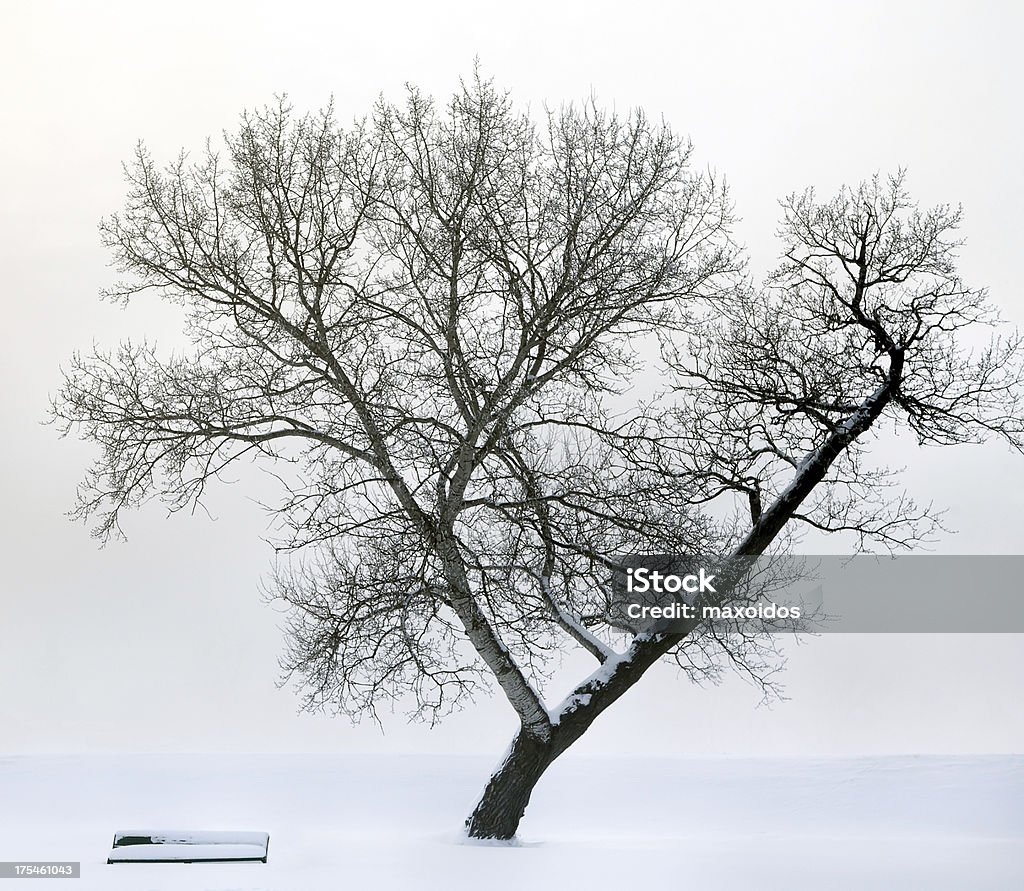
[106,830,269,863]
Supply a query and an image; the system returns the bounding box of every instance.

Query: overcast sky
[2,0,1023,759]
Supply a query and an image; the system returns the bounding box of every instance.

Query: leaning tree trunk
[465,642,674,839]
[464,728,559,840]
[465,359,902,840]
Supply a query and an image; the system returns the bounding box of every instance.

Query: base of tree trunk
[464,729,557,840]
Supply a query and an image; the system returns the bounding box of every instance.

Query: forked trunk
[464,728,558,840]
[466,645,668,838]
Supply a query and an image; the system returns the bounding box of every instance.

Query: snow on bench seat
[106,830,269,863]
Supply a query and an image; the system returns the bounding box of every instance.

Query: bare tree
[53,72,1024,839]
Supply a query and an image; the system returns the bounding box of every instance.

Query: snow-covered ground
[1,753,1020,889]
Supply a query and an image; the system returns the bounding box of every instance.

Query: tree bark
[464,727,559,840]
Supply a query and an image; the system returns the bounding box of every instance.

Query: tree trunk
[464,644,672,839]
[464,727,558,840]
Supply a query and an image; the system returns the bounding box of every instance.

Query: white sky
[2,0,1023,758]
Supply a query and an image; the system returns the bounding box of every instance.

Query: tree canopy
[54,71,1024,838]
